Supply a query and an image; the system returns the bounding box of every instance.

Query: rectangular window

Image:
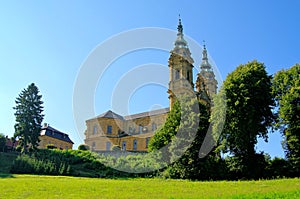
[106,142,111,151]
[107,125,112,134]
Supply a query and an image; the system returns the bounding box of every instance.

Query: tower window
[93,125,97,135]
[152,123,157,131]
[139,125,143,134]
[175,70,180,79]
[187,71,190,81]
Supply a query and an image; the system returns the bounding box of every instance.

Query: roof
[124,108,169,120]
[5,139,18,147]
[40,125,74,144]
[89,110,124,121]
[89,108,169,121]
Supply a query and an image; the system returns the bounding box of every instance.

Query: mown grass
[0,175,299,199]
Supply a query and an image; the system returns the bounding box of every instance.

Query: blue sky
[0,1,299,157]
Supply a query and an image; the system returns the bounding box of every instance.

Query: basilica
[84,18,217,152]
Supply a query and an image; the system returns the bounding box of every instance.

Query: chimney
[43,123,48,128]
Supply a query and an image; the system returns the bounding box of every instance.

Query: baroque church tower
[168,17,195,109]
[196,44,218,99]
[168,17,218,109]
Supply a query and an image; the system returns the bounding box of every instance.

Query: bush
[78,144,90,151]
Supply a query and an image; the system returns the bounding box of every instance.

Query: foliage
[0,133,6,152]
[10,149,164,178]
[165,96,223,180]
[148,99,181,153]
[215,60,275,179]
[266,157,291,179]
[1,176,300,199]
[0,152,18,174]
[272,64,300,176]
[78,144,90,151]
[13,83,44,153]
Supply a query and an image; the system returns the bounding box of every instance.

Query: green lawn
[0,175,299,199]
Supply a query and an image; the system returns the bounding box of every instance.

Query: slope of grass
[0,175,299,198]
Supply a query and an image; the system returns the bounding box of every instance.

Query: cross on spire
[177,14,183,35]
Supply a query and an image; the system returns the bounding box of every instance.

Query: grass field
[0,175,299,199]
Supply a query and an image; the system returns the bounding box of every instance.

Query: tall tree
[14,83,44,153]
[0,133,6,152]
[215,60,275,179]
[166,97,220,180]
[273,64,300,175]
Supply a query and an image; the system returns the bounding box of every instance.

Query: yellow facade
[84,109,168,152]
[38,135,73,150]
[38,124,74,150]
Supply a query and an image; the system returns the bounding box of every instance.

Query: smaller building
[39,123,74,150]
[5,136,19,152]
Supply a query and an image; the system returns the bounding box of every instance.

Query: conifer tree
[14,83,44,153]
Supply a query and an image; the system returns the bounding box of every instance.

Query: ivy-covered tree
[273,64,300,175]
[215,60,275,179]
[165,97,222,180]
[13,83,44,153]
[148,99,181,152]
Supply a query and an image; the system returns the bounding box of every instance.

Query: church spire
[202,41,208,62]
[197,43,218,99]
[200,42,211,71]
[174,15,188,49]
[177,15,183,35]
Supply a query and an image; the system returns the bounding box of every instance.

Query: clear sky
[0,1,299,157]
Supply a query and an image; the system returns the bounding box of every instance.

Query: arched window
[133,139,137,151]
[175,70,180,79]
[122,141,126,151]
[139,125,143,134]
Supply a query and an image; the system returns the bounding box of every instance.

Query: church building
[84,18,217,152]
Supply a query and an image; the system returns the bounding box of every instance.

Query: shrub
[78,144,90,151]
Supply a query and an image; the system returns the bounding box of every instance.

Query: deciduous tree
[273,64,300,175]
[215,60,275,179]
